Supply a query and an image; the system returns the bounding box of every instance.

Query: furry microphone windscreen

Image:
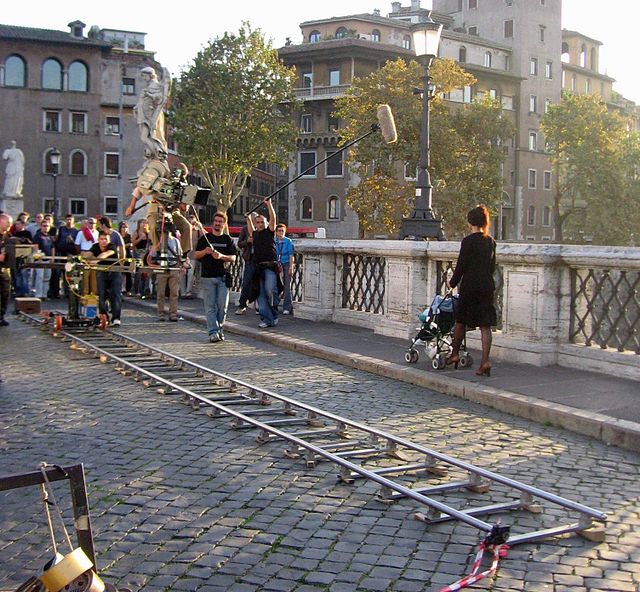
[376,104,398,144]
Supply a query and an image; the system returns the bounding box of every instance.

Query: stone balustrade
[277,240,640,378]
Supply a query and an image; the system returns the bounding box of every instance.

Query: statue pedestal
[0,196,24,220]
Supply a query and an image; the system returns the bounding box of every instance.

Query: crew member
[155,226,182,322]
[194,212,236,343]
[125,163,193,255]
[89,231,122,327]
[246,199,281,329]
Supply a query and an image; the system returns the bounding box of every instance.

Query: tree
[171,24,298,213]
[333,58,513,238]
[541,92,640,244]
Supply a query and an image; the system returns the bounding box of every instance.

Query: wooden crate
[14,297,41,314]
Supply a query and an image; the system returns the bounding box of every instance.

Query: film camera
[137,159,211,210]
[2,239,34,268]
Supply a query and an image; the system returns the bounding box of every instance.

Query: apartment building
[278,16,415,238]
[279,1,549,239]
[0,21,163,219]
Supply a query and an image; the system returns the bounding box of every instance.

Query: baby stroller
[404,293,472,370]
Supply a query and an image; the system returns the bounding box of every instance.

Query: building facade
[278,1,547,239]
[278,21,415,239]
[280,0,637,241]
[0,21,163,220]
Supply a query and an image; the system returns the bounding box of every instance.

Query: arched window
[402,35,411,50]
[542,206,551,226]
[336,27,348,39]
[68,60,88,92]
[580,44,587,67]
[43,148,61,175]
[484,51,492,68]
[527,205,536,226]
[309,30,321,43]
[459,46,467,63]
[70,150,87,176]
[4,55,27,87]
[301,196,313,220]
[328,196,339,220]
[42,58,63,90]
[371,29,381,42]
[561,42,570,63]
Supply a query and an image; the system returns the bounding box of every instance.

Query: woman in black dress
[447,205,496,376]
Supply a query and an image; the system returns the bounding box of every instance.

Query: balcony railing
[294,84,351,100]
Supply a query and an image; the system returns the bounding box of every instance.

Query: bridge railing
[230,240,640,377]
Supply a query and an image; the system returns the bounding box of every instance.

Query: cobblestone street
[1,309,639,592]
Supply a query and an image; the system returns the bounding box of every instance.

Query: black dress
[449,232,497,328]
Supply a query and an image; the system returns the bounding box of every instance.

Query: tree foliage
[541,92,640,244]
[170,23,298,213]
[334,58,513,238]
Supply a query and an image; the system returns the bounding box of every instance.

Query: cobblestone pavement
[1,309,639,592]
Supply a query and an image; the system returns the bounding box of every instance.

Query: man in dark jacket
[0,213,14,326]
[234,213,256,315]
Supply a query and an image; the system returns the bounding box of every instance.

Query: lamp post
[399,13,446,240]
[49,147,61,221]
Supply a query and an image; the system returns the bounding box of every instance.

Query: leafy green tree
[334,58,513,238]
[541,92,640,244]
[170,24,298,213]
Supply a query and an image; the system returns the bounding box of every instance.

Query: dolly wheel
[98,314,109,330]
[54,315,63,331]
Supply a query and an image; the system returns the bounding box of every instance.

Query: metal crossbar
[570,267,640,353]
[341,254,385,314]
[21,313,607,550]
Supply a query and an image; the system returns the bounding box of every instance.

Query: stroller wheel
[432,354,446,370]
[405,350,419,363]
[460,353,473,368]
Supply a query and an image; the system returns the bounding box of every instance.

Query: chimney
[68,20,86,38]
[391,2,401,13]
[411,0,420,9]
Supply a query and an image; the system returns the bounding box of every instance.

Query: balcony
[294,84,351,101]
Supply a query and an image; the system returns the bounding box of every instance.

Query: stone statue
[134,66,170,163]
[2,140,25,197]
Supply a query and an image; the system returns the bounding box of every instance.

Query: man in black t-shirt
[194,211,236,343]
[89,231,122,326]
[247,199,279,329]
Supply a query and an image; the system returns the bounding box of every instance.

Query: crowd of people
[0,202,296,339]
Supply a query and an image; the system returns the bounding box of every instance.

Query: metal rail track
[21,312,607,549]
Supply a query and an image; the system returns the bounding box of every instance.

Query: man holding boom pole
[246,200,280,329]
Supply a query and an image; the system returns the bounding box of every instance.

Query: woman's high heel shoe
[445,355,460,369]
[476,363,491,377]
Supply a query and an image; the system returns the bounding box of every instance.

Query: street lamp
[399,13,446,240]
[49,147,61,220]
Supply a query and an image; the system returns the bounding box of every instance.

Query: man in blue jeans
[194,211,236,343]
[275,223,295,315]
[246,199,280,329]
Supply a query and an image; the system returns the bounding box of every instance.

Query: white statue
[134,66,170,163]
[2,140,25,197]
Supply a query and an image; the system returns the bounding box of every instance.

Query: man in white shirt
[74,218,99,295]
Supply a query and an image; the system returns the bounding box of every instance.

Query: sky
[3,0,639,103]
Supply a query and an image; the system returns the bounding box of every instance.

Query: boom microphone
[377,104,398,144]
